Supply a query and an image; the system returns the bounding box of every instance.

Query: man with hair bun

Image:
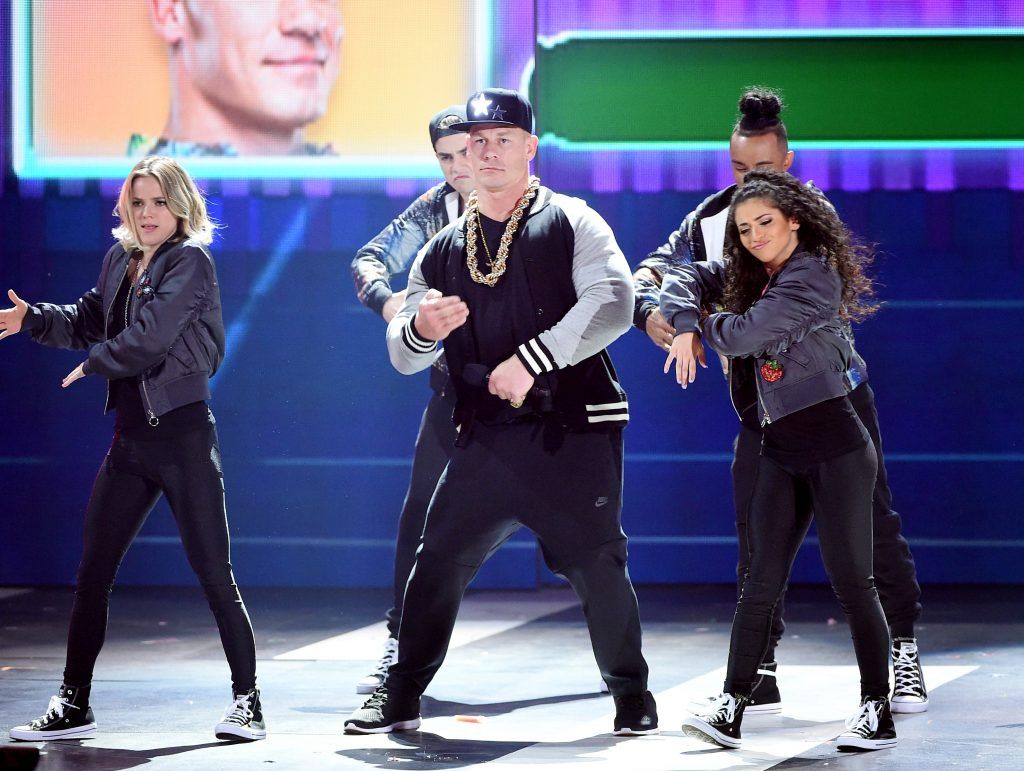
[634,87,927,716]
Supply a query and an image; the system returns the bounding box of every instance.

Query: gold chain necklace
[465,176,540,287]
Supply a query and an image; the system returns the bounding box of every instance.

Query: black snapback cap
[428,105,468,148]
[450,88,534,133]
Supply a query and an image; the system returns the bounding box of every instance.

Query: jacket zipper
[727,361,740,420]
[125,268,160,426]
[103,259,133,415]
[757,377,772,426]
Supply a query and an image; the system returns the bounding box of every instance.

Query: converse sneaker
[10,685,96,741]
[836,696,898,751]
[612,690,659,735]
[356,636,399,694]
[745,662,782,714]
[344,685,421,734]
[681,692,745,749]
[891,637,928,713]
[688,662,781,716]
[215,687,267,741]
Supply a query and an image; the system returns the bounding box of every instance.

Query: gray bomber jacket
[660,247,853,425]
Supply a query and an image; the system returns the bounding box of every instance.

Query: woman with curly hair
[1,156,265,743]
[660,169,896,752]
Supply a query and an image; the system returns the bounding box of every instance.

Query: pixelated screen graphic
[11,0,490,179]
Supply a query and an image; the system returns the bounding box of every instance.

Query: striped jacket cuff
[586,400,630,425]
[516,336,557,376]
[402,315,437,354]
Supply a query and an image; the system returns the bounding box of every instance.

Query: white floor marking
[274,592,580,661]
[0,588,31,600]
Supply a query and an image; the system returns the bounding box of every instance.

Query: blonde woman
[1,157,265,742]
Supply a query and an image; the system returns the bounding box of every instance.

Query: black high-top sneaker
[746,661,782,714]
[837,696,898,751]
[344,685,421,734]
[891,637,928,713]
[612,690,659,735]
[215,687,267,741]
[681,692,746,749]
[10,684,96,741]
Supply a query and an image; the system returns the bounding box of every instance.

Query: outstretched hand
[663,331,707,389]
[0,289,28,341]
[413,288,469,341]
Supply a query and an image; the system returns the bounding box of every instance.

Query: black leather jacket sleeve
[703,257,842,358]
[86,245,215,379]
[23,246,116,349]
[661,253,842,359]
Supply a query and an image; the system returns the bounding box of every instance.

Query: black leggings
[732,382,922,660]
[63,415,257,695]
[725,442,890,700]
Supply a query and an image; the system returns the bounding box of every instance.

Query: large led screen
[12,0,491,179]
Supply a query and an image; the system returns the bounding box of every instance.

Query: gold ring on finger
[510,397,524,409]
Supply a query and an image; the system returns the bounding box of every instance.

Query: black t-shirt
[108,260,208,438]
[454,212,535,425]
[762,394,868,466]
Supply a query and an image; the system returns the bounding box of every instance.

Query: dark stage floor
[0,584,1020,770]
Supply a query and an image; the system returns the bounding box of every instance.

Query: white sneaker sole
[837,736,898,751]
[891,698,928,713]
[215,723,267,741]
[10,723,97,741]
[343,717,421,734]
[680,717,741,749]
[743,701,782,715]
[613,725,660,736]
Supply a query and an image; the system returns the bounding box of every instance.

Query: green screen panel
[534,33,1024,145]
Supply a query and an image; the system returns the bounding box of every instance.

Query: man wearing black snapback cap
[348,104,473,694]
[345,88,658,737]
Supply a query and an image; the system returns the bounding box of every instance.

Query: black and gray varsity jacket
[387,186,634,432]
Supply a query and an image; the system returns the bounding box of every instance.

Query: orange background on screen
[32,0,478,157]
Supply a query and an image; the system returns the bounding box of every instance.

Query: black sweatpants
[63,415,257,695]
[732,382,922,661]
[387,420,649,699]
[385,387,458,637]
[725,442,890,699]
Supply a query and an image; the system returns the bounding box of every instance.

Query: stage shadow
[338,730,640,769]
[10,739,231,770]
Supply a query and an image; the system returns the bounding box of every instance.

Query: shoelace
[45,695,77,720]
[371,638,399,677]
[221,694,255,725]
[699,693,738,723]
[362,686,390,712]
[845,700,881,736]
[892,644,923,695]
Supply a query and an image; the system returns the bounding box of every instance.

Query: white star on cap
[470,93,492,117]
[491,105,506,121]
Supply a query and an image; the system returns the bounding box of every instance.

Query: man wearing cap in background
[344,88,658,736]
[348,105,474,694]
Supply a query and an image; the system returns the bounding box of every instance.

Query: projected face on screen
[144,0,343,156]
[13,0,486,177]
